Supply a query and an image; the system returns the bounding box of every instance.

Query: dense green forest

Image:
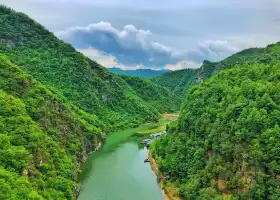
[152,44,276,103]
[0,5,176,131]
[120,75,180,112]
[152,68,197,101]
[1,4,280,200]
[151,46,280,199]
[0,56,105,199]
[0,5,174,199]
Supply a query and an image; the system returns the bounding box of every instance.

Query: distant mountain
[152,46,270,101]
[107,68,170,77]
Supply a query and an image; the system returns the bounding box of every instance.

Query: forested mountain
[0,56,104,199]
[0,6,174,199]
[152,68,197,101]
[120,75,180,112]
[1,4,280,200]
[152,45,272,102]
[0,5,180,131]
[108,68,170,77]
[151,44,280,199]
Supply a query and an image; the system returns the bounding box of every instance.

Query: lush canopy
[0,5,174,199]
[152,62,280,199]
[1,4,280,200]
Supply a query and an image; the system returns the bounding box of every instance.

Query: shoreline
[76,114,179,199]
[148,151,182,200]
[75,141,103,199]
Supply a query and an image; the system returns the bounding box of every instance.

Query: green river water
[78,126,165,200]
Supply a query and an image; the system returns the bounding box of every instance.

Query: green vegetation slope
[2,4,280,200]
[0,5,165,131]
[120,75,180,112]
[152,61,280,199]
[0,56,105,199]
[152,68,197,101]
[0,5,175,199]
[152,44,275,103]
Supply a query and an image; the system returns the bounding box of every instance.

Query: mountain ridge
[0,5,172,131]
[108,67,170,77]
[152,44,278,102]
[151,43,280,199]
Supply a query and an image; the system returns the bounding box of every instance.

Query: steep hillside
[0,56,104,199]
[120,75,180,112]
[152,68,197,100]
[152,62,280,199]
[0,6,162,131]
[108,68,170,77]
[2,4,280,200]
[152,44,277,105]
[196,47,267,81]
[0,5,176,199]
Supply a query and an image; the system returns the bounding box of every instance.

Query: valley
[78,124,166,200]
[0,4,280,200]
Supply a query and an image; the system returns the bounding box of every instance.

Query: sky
[1,0,280,70]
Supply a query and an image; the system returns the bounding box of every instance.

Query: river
[78,126,165,200]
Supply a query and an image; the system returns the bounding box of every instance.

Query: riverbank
[77,113,179,199]
[148,152,182,200]
[77,126,166,200]
[135,113,178,136]
[147,113,182,200]
[75,141,103,198]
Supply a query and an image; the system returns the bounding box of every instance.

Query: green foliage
[120,75,179,112]
[0,5,161,132]
[152,68,197,101]
[152,42,280,110]
[0,89,78,199]
[2,4,280,200]
[152,63,280,199]
[0,5,171,199]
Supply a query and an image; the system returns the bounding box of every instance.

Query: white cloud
[79,47,201,71]
[79,48,117,68]
[165,60,201,70]
[199,40,240,54]
[57,22,252,70]
[196,39,248,61]
[4,0,280,71]
[61,22,266,71]
[79,47,167,70]
[56,21,188,68]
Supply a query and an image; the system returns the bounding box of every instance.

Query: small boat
[145,140,152,147]
[150,133,162,139]
[144,158,150,163]
[140,139,151,144]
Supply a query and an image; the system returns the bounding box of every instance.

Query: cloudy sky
[1,0,280,70]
